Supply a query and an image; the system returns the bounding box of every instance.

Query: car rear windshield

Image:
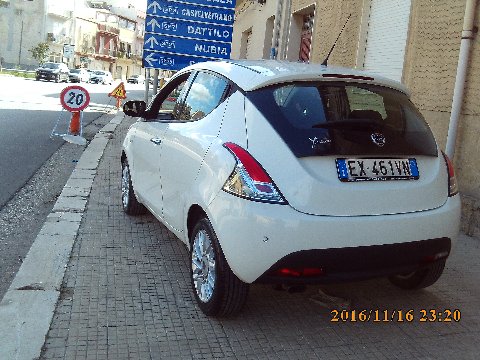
[43,63,60,69]
[247,82,437,158]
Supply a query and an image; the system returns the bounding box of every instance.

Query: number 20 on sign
[51,85,90,145]
[60,85,90,112]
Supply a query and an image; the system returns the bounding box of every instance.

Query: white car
[121,60,461,317]
[127,74,145,84]
[90,70,113,84]
[69,68,90,83]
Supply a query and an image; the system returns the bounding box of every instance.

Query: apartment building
[0,0,146,79]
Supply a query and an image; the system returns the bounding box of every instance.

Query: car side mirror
[123,100,147,118]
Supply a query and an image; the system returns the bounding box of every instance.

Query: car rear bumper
[36,72,56,80]
[206,192,461,283]
[256,237,450,284]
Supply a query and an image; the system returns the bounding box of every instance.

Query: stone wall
[403,0,480,236]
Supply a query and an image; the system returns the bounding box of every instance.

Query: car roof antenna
[321,14,351,66]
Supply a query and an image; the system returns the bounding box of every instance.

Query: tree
[28,42,50,65]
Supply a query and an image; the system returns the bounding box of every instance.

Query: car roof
[181,59,409,94]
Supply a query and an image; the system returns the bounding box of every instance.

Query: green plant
[28,42,50,65]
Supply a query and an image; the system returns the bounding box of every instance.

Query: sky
[130,0,148,10]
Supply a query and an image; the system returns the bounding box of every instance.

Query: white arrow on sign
[147,18,160,32]
[147,1,161,14]
[145,36,159,49]
[144,53,157,67]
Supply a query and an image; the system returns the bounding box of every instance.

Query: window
[179,72,228,121]
[248,82,437,157]
[151,71,228,122]
[151,72,192,120]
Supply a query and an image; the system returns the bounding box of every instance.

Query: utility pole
[18,12,24,67]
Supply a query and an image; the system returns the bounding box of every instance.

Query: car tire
[388,260,446,290]
[121,159,147,215]
[190,217,249,317]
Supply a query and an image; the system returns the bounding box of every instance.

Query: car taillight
[442,151,458,197]
[222,143,287,204]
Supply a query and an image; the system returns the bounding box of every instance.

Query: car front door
[128,72,193,218]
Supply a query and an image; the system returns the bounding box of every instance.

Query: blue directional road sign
[143,0,236,71]
[146,0,234,26]
[144,33,231,58]
[145,16,233,43]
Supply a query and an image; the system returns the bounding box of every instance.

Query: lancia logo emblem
[371,132,386,147]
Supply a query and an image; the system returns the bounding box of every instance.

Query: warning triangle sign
[108,82,127,99]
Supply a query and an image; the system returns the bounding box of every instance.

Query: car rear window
[247,82,437,157]
[43,63,59,69]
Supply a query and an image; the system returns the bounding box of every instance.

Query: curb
[0,112,125,360]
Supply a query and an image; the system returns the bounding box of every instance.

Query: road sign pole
[144,68,150,103]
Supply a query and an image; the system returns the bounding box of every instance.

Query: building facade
[231,0,480,235]
[0,0,146,80]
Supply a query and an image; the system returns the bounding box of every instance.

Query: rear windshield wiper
[312,119,384,130]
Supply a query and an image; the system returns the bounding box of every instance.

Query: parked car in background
[35,62,69,82]
[127,74,145,84]
[86,69,95,82]
[90,70,113,85]
[69,68,90,83]
[121,60,461,317]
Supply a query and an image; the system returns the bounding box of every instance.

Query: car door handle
[150,138,162,145]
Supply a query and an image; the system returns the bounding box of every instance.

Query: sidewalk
[2,114,480,359]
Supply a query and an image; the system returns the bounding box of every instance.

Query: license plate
[336,158,419,182]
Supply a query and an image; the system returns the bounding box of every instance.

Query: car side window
[161,80,189,119]
[152,72,193,121]
[178,71,228,121]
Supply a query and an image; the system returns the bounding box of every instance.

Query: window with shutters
[298,13,314,62]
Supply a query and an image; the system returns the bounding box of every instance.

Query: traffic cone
[69,111,81,135]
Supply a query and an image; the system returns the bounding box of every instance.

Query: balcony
[94,51,117,62]
[97,24,120,36]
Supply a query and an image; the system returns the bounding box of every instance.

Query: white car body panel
[160,101,229,232]
[207,191,461,283]
[122,60,461,291]
[183,60,409,94]
[128,122,168,216]
[244,99,448,216]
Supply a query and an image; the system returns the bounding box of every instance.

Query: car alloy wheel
[190,217,249,316]
[191,228,216,303]
[121,160,147,215]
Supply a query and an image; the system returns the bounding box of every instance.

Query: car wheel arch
[187,204,207,244]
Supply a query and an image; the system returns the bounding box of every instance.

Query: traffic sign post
[108,82,127,109]
[143,0,236,71]
[60,85,91,112]
[51,85,90,145]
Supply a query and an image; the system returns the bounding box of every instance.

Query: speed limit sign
[60,85,90,112]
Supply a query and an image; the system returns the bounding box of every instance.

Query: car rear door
[158,71,230,232]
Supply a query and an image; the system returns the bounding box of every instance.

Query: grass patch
[0,69,36,79]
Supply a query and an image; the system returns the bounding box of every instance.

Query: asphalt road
[0,75,148,299]
[0,77,125,208]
